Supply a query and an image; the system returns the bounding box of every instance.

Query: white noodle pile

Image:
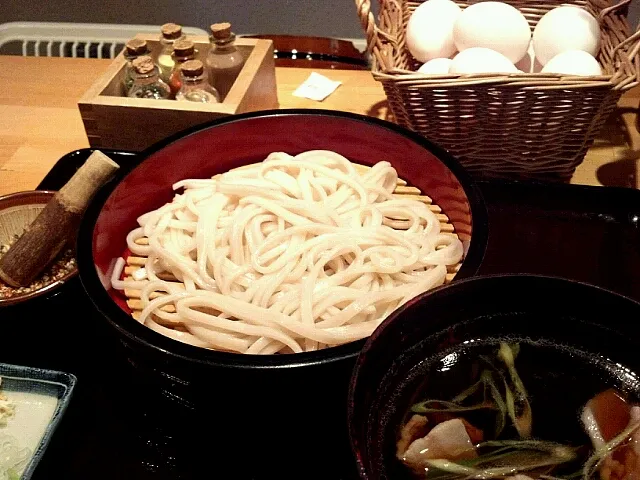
[111,150,463,354]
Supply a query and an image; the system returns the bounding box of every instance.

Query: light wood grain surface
[0,55,638,196]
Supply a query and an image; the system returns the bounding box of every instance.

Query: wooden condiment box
[78,34,278,151]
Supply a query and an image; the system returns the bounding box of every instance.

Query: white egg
[418,58,453,74]
[541,50,602,76]
[406,0,462,62]
[533,6,600,65]
[450,47,519,74]
[453,2,531,63]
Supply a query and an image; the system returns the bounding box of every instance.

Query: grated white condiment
[0,378,15,427]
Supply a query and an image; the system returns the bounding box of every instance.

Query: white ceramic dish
[0,364,76,479]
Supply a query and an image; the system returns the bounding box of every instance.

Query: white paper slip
[292,72,342,101]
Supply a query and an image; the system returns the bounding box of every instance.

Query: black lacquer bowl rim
[77,108,489,371]
[347,273,640,478]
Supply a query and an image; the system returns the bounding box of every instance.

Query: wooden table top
[0,54,638,196]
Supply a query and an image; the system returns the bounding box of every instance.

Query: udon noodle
[111,150,464,354]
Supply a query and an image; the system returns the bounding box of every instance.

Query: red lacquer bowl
[76,109,488,476]
[79,109,487,367]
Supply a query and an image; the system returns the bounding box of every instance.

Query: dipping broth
[395,339,640,480]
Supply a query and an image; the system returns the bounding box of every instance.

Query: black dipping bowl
[77,109,487,477]
[349,274,640,480]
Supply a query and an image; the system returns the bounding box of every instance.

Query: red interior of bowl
[91,113,475,314]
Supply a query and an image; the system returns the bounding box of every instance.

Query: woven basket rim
[357,0,640,91]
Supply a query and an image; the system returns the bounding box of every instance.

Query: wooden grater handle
[0,151,119,287]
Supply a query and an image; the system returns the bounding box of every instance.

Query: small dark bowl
[348,274,640,480]
[0,191,77,307]
[77,109,488,476]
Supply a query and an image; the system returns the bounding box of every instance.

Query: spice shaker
[128,56,171,99]
[157,23,185,82]
[176,60,220,103]
[168,40,197,97]
[205,22,245,100]
[122,39,151,94]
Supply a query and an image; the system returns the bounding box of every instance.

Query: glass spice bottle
[122,38,150,95]
[157,23,185,82]
[176,60,220,103]
[128,56,171,99]
[205,22,245,100]
[168,39,196,97]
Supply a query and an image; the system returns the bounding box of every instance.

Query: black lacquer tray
[2,148,640,480]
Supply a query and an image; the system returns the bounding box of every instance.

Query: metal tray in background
[2,148,639,480]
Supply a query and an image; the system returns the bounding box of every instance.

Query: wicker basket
[355,0,640,181]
